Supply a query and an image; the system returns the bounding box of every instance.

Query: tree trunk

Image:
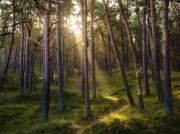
[100,31,108,73]
[117,0,138,71]
[136,68,144,110]
[13,46,18,73]
[147,2,154,81]
[108,34,112,76]
[42,1,50,120]
[50,57,54,86]
[142,0,150,96]
[90,0,96,98]
[162,0,172,113]
[0,0,15,92]
[102,0,135,106]
[25,25,31,90]
[149,0,164,102]
[56,0,65,112]
[29,64,33,92]
[19,1,24,93]
[120,19,125,66]
[79,0,91,117]
[81,46,85,97]
[117,0,142,107]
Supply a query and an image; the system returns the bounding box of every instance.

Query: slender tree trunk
[108,34,112,76]
[50,57,54,86]
[81,46,85,97]
[147,2,155,81]
[126,0,129,71]
[100,31,108,73]
[117,0,138,71]
[83,0,90,117]
[137,8,142,65]
[162,0,172,113]
[0,0,15,91]
[149,0,164,102]
[120,19,125,66]
[117,0,142,107]
[29,64,33,92]
[61,17,65,87]
[80,0,91,117]
[25,25,31,90]
[19,1,24,93]
[102,0,135,106]
[56,0,65,112]
[79,0,85,98]
[136,68,144,110]
[42,1,50,120]
[29,47,39,92]
[142,0,150,96]
[13,46,18,73]
[90,0,96,98]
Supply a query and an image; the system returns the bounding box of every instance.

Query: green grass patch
[1,70,180,133]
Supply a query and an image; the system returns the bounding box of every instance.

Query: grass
[0,70,180,133]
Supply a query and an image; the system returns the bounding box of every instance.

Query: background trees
[0,0,179,121]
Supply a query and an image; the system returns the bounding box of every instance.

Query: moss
[20,122,74,134]
[1,71,180,133]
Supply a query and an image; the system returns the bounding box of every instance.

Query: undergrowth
[0,70,180,133]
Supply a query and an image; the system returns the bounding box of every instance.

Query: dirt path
[70,75,127,133]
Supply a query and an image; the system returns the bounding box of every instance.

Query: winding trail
[70,74,127,134]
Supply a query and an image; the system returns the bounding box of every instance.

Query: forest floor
[0,70,180,134]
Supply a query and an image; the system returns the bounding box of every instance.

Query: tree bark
[142,0,150,96]
[42,1,50,120]
[102,0,135,106]
[90,0,96,98]
[19,1,24,93]
[79,0,91,117]
[107,33,112,76]
[117,0,138,71]
[162,0,172,113]
[81,46,85,97]
[25,24,31,90]
[120,19,125,67]
[149,0,164,102]
[117,0,142,107]
[0,0,15,92]
[56,0,65,112]
[100,31,108,73]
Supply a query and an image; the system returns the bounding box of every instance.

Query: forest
[0,0,180,133]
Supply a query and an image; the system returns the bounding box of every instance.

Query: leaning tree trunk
[142,0,150,96]
[117,0,138,71]
[0,0,15,92]
[79,0,91,117]
[102,0,135,106]
[42,1,50,121]
[90,0,96,98]
[149,0,164,102]
[117,0,143,108]
[120,19,125,66]
[162,0,172,113]
[56,0,65,112]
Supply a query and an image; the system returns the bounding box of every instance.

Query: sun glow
[69,2,82,35]
[69,15,82,35]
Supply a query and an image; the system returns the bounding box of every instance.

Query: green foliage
[1,71,180,133]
